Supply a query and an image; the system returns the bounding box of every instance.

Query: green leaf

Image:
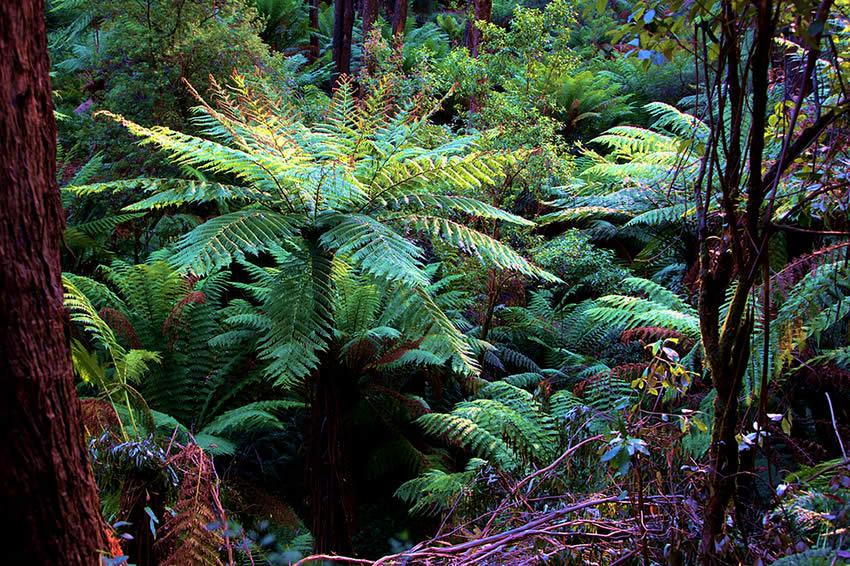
[408,216,561,283]
[171,208,298,275]
[600,444,622,463]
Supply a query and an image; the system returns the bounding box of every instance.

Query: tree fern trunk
[0,0,105,562]
[307,349,358,554]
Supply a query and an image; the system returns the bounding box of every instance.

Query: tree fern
[66,262,299,453]
[78,74,554,388]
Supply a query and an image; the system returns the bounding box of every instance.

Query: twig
[294,554,374,565]
[825,392,847,460]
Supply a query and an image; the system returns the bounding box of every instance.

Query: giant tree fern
[70,74,560,552]
[71,74,557,386]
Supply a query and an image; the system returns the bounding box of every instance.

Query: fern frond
[321,214,428,286]
[257,244,335,387]
[408,216,560,282]
[377,194,534,226]
[171,208,299,275]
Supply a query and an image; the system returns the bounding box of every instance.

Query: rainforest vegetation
[1,0,850,563]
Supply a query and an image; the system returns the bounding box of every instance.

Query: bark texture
[362,0,379,40]
[0,0,106,564]
[391,0,408,44]
[309,0,320,60]
[307,351,358,555]
[333,0,355,77]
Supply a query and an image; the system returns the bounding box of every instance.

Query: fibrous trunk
[333,0,354,77]
[307,350,358,554]
[0,0,106,562]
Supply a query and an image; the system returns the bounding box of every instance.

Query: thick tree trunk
[333,0,355,77]
[362,0,379,40]
[0,1,106,564]
[307,350,358,554]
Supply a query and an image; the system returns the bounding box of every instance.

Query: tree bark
[361,0,380,77]
[362,0,379,40]
[307,349,358,555]
[309,0,321,60]
[333,0,355,78]
[464,0,491,57]
[0,1,106,563]
[695,0,774,559]
[698,349,749,561]
[391,0,408,45]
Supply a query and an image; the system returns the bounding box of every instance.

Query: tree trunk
[698,376,741,561]
[361,0,380,77]
[391,0,407,45]
[464,0,490,115]
[464,0,491,57]
[362,0,379,40]
[309,0,320,60]
[333,0,355,78]
[698,323,751,562]
[0,1,106,564]
[307,350,358,555]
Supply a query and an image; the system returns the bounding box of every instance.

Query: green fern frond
[408,216,560,282]
[255,244,335,387]
[416,412,521,471]
[171,209,299,275]
[320,214,428,286]
[200,400,303,437]
[377,194,535,226]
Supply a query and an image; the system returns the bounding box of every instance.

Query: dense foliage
[45,0,850,562]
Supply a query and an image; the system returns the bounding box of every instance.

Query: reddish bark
[391,0,408,45]
[0,0,106,564]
